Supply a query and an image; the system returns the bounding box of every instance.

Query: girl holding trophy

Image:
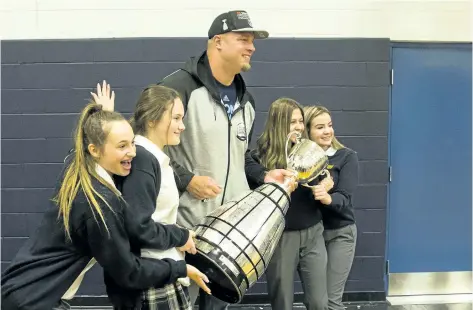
[304,106,359,310]
[247,98,331,310]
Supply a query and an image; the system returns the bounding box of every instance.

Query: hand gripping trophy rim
[285,131,330,189]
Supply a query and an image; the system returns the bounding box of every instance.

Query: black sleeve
[121,159,189,250]
[85,199,187,289]
[170,160,194,192]
[244,149,266,190]
[326,151,359,213]
[158,70,198,191]
[245,148,266,187]
[244,95,268,185]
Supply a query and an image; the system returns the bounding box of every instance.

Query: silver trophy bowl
[285,130,330,185]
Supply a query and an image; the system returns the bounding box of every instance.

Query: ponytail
[53,102,124,239]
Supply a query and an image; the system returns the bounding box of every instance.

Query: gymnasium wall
[1,0,469,304]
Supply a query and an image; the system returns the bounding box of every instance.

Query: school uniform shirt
[105,139,193,308]
[1,162,187,310]
[132,135,190,286]
[61,164,114,300]
[321,147,359,229]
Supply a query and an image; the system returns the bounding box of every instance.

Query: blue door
[387,44,472,292]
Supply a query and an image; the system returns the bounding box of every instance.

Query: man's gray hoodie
[158,51,267,229]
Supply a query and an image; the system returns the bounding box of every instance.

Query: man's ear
[214,35,223,50]
[88,143,101,159]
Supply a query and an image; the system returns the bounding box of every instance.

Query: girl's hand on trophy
[187,265,211,295]
[90,80,115,112]
[320,174,334,192]
[178,230,197,255]
[312,185,332,205]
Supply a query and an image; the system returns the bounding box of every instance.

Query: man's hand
[186,176,222,200]
[264,169,296,184]
[178,230,197,255]
[186,265,211,295]
[284,176,298,193]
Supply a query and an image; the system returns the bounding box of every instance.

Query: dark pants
[52,300,71,310]
[189,284,228,310]
[323,224,357,310]
[266,222,328,310]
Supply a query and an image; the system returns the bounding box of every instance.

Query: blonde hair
[53,103,124,240]
[303,105,344,150]
[256,98,306,170]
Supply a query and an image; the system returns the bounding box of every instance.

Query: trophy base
[185,246,246,304]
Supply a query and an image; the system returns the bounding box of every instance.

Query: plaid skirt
[140,282,192,310]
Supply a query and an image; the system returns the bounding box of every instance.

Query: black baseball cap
[208,10,269,39]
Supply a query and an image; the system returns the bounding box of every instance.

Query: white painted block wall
[0,1,471,41]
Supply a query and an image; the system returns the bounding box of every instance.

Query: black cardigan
[105,145,190,308]
[1,159,187,310]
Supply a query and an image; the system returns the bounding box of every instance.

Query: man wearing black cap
[158,10,296,310]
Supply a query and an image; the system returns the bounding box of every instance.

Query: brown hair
[130,85,181,136]
[256,98,306,170]
[303,105,344,150]
[53,103,125,239]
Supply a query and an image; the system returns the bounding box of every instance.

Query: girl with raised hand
[1,84,191,310]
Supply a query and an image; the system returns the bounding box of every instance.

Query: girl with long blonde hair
[304,105,359,310]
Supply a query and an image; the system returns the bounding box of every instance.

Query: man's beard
[241,63,251,72]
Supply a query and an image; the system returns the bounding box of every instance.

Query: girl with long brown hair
[247,98,330,310]
[93,84,211,310]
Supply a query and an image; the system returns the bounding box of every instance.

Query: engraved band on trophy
[185,131,329,303]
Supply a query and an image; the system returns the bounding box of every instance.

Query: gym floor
[71,302,472,310]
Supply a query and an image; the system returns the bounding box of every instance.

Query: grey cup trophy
[185,131,330,304]
[285,130,330,187]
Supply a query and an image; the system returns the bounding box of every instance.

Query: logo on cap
[222,19,228,31]
[236,11,252,27]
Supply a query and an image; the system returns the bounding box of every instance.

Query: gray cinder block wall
[1,37,390,302]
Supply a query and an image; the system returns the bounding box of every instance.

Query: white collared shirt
[134,135,180,226]
[134,135,189,286]
[325,146,337,156]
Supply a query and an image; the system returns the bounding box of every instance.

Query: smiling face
[152,98,186,147]
[217,32,255,72]
[89,120,136,176]
[309,112,334,150]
